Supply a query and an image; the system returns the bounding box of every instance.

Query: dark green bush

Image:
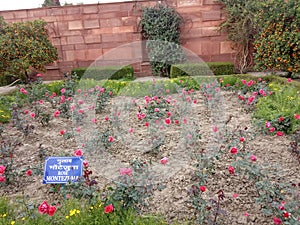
[71,65,134,80]
[170,62,235,78]
[140,4,185,77]
[0,17,58,83]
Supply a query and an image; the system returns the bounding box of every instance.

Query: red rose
[228,166,235,175]
[38,201,49,214]
[26,169,32,176]
[47,206,56,216]
[199,186,206,192]
[104,204,114,214]
[276,131,284,136]
[230,147,238,154]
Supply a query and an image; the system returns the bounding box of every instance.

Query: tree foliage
[0,18,58,84]
[42,0,61,7]
[219,0,300,76]
[218,0,266,73]
[140,4,185,77]
[254,0,300,76]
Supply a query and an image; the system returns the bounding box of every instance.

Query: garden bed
[0,75,299,224]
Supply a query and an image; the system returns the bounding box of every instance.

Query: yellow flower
[3,213,6,218]
[65,215,69,219]
[76,210,80,214]
[90,206,94,210]
[11,221,15,225]
[22,217,26,221]
[69,209,76,216]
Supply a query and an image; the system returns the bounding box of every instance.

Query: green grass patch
[253,83,300,134]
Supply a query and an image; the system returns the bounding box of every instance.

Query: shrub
[0,17,58,83]
[170,62,235,78]
[71,65,134,80]
[218,0,262,73]
[253,83,300,134]
[254,0,300,76]
[0,96,14,123]
[140,4,185,77]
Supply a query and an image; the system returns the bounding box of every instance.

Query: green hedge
[170,62,235,78]
[71,65,134,80]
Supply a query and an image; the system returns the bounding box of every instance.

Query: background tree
[254,0,300,77]
[219,0,300,76]
[0,18,58,84]
[218,0,266,73]
[42,0,61,7]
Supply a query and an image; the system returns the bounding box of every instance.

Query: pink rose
[160,157,168,165]
[212,126,218,132]
[269,127,276,132]
[74,149,83,157]
[47,206,56,216]
[273,217,282,225]
[78,109,84,114]
[38,201,49,214]
[53,110,60,118]
[249,155,257,162]
[20,88,28,94]
[228,166,235,175]
[165,118,171,125]
[199,186,206,192]
[0,176,6,182]
[243,212,249,217]
[238,95,245,101]
[230,147,238,154]
[120,168,133,176]
[0,165,6,174]
[25,169,32,176]
[276,131,284,136]
[108,136,114,142]
[104,204,114,214]
[30,113,36,118]
[83,160,89,167]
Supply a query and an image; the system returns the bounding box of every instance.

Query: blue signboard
[43,156,83,184]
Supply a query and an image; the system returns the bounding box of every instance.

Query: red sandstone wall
[0,0,235,80]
